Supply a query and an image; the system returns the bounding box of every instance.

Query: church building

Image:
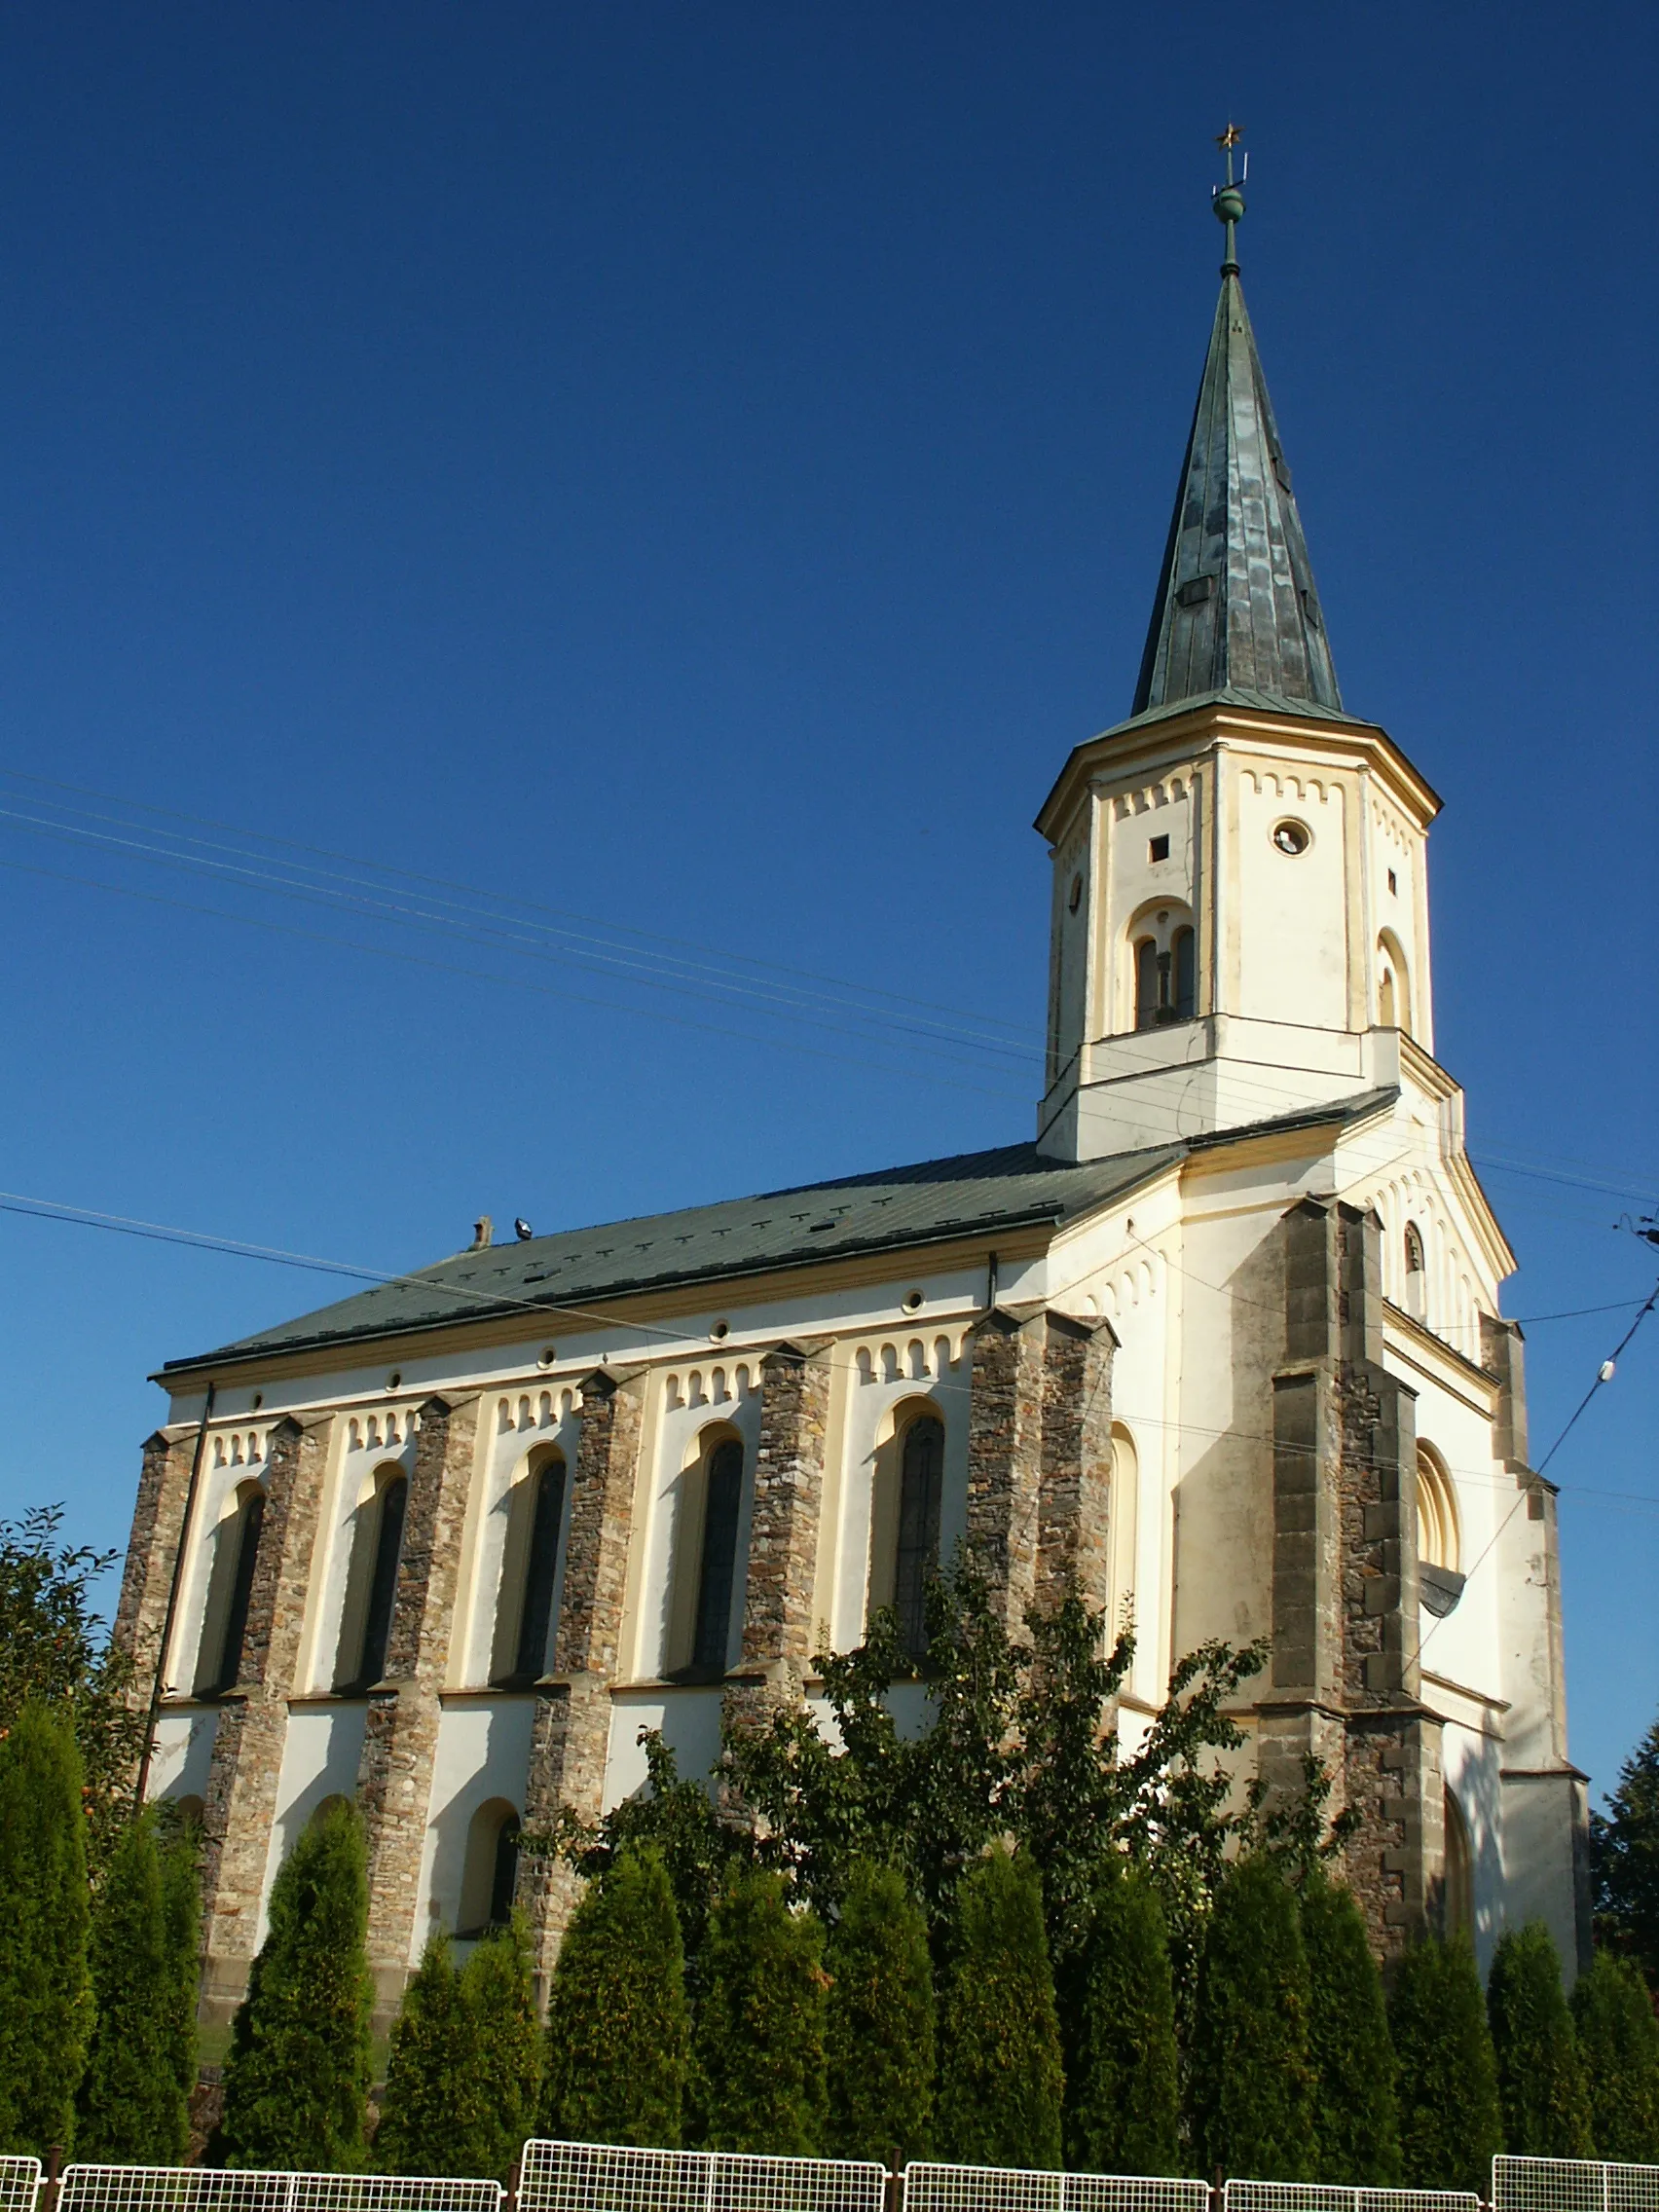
[116,171,1588,2032]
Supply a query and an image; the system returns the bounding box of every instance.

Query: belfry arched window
[1378,930,1413,1038]
[194,1480,266,1696]
[1130,905,1197,1030]
[493,1449,568,1687]
[1404,1222,1426,1322]
[893,1412,944,1659]
[335,1465,408,1692]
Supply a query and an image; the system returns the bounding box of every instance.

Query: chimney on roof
[470,1215,493,1251]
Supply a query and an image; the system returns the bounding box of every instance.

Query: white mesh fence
[0,2160,40,2212]
[1225,2186,1481,2212]
[903,2164,1208,2212]
[57,2172,502,2212]
[518,2141,886,2212]
[1493,2161,1659,2212]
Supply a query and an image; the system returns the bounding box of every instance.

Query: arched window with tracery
[194,1480,266,1697]
[1403,1222,1427,1322]
[492,1448,568,1687]
[335,1465,408,1692]
[1130,904,1198,1030]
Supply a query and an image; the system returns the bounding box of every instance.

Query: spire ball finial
[1211,122,1246,273]
[1213,184,1245,227]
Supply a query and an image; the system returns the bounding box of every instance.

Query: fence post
[884,2156,904,2212]
[504,2162,520,2212]
[1209,2166,1225,2212]
[38,2148,61,2212]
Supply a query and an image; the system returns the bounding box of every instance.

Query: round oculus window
[1272,818,1311,856]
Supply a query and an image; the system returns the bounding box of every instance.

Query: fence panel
[518,2140,887,2212]
[1226,2186,1481,2212]
[903,2162,1208,2212]
[1493,2161,1659,2212]
[0,2158,40,2212]
[57,2170,502,2212]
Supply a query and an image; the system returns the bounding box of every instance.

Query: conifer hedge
[1388,1934,1501,2191]
[375,1936,475,2177]
[1571,1949,1659,2161]
[218,1799,374,2170]
[541,1847,691,2148]
[160,1826,203,2125]
[936,1847,1063,2171]
[0,1703,92,2156]
[76,1811,192,2162]
[1488,1922,1593,2157]
[694,1865,828,2156]
[1301,1874,1399,2184]
[1187,1854,1312,2181]
[1063,1856,1178,2176]
[824,1862,935,2166]
[459,1919,542,2181]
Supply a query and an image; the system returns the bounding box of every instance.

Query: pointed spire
[1130,136,1342,719]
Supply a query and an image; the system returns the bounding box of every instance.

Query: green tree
[1188,1854,1313,2181]
[824,1862,935,2165]
[1388,1935,1501,2191]
[375,1936,474,2177]
[1300,1874,1399,2184]
[1488,1922,1593,2157]
[75,1812,191,2162]
[937,1847,1063,2171]
[1593,1717,1659,1989]
[0,1703,93,2156]
[1571,1950,1659,2161]
[0,1509,148,1871]
[1064,1854,1179,2176]
[159,1826,203,2119]
[540,1847,690,2148]
[694,1866,827,2156]
[458,1917,541,2180]
[218,1799,374,2170]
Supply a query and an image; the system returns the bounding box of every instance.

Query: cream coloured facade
[116,218,1586,2031]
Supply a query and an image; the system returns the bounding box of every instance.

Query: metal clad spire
[1129,131,1343,719]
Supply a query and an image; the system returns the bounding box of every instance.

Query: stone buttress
[723,1339,834,1730]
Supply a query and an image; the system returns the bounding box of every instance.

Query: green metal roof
[1133,270,1343,717]
[160,1088,1397,1378]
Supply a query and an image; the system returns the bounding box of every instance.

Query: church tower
[1038,150,1437,1163]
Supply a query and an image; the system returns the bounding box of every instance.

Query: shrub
[1389,1934,1501,2190]
[1188,1854,1313,2180]
[1064,1856,1179,2175]
[937,1847,1063,2171]
[694,1865,827,2155]
[1572,1949,1659,2160]
[1302,1874,1399,2183]
[218,1799,374,2169]
[0,1704,93,2155]
[1488,1922,1593,2157]
[541,1847,691,2147]
[825,1862,935,2165]
[76,1812,190,2161]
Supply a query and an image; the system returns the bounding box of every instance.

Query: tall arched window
[1417,1444,1459,1573]
[894,1413,944,1659]
[458,1799,522,1937]
[1404,1222,1426,1322]
[335,1467,408,1692]
[194,1482,265,1696]
[493,1450,568,1687]
[691,1438,745,1676]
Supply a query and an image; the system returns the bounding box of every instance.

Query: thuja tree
[0,1703,93,2156]
[376,1936,475,2178]
[219,1799,374,2170]
[459,1917,541,2181]
[76,1811,192,2162]
[1300,1873,1399,2184]
[1188,1854,1314,2181]
[1063,1853,1179,2176]
[1572,1949,1659,2161]
[0,1509,149,1870]
[936,1847,1063,2171]
[694,1866,827,2156]
[1488,1922,1593,2157]
[159,1827,203,2127]
[540,1848,690,2149]
[824,1862,935,2166]
[1593,1715,1659,1990]
[1388,1935,1501,2191]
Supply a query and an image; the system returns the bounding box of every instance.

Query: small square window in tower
[1149,833,1170,864]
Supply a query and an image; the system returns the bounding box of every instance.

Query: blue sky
[0,5,1652,1799]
